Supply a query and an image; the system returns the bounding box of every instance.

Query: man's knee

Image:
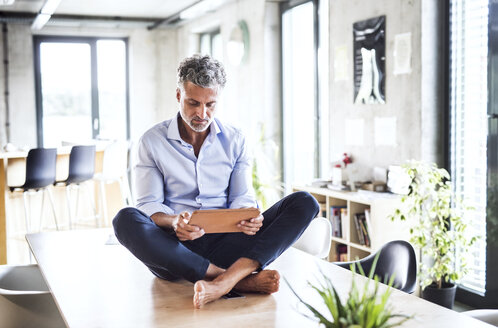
[292,191,320,218]
[113,207,146,234]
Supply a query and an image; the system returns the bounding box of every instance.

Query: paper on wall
[345,119,364,146]
[334,45,349,81]
[374,117,397,146]
[393,32,412,75]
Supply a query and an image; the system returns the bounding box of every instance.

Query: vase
[421,282,457,309]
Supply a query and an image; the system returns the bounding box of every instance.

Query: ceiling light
[179,0,224,20]
[40,0,61,15]
[31,13,51,30]
[0,0,15,5]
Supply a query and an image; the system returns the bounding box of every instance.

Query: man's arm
[227,135,257,209]
[151,212,205,241]
[135,136,175,216]
[227,134,263,235]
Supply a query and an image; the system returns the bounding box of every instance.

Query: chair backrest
[293,217,332,259]
[102,141,129,180]
[66,145,96,184]
[463,310,498,326]
[23,148,57,190]
[334,240,417,293]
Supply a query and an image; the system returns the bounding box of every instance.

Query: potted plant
[285,255,411,328]
[388,161,479,308]
[252,123,283,210]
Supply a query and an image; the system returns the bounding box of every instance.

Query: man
[113,54,319,309]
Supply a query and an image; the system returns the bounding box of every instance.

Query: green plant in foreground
[388,161,479,289]
[285,255,411,328]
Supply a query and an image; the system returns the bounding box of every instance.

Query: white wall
[329,0,444,181]
[173,0,281,154]
[0,0,444,187]
[0,23,177,148]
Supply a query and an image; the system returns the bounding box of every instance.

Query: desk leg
[0,159,7,264]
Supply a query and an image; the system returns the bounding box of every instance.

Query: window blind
[449,0,488,294]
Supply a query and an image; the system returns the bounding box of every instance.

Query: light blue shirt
[135,113,257,217]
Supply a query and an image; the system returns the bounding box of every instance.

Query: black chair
[55,145,98,229]
[9,148,59,232]
[333,240,417,293]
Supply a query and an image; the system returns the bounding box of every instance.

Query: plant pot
[422,282,457,309]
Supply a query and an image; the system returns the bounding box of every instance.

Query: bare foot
[193,280,230,309]
[234,270,280,294]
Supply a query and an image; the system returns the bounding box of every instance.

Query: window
[449,0,498,305]
[34,36,129,147]
[281,0,320,189]
[199,29,223,61]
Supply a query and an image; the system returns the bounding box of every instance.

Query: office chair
[55,145,98,229]
[463,310,498,326]
[293,217,331,259]
[333,240,417,294]
[93,140,133,225]
[0,264,65,328]
[9,148,58,233]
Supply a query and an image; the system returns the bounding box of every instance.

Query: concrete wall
[0,23,177,148]
[0,0,444,185]
[329,0,443,181]
[174,0,281,152]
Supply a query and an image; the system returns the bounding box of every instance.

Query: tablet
[189,208,261,233]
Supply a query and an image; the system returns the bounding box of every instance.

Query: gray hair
[177,54,227,90]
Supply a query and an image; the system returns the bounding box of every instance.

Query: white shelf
[293,186,410,262]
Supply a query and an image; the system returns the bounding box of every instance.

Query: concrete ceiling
[0,0,202,19]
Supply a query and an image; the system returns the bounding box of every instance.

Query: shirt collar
[167,112,222,143]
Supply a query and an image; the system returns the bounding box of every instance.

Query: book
[358,217,370,247]
[364,208,372,246]
[353,213,366,245]
[330,206,346,238]
[319,202,327,218]
[336,243,348,262]
[340,208,348,239]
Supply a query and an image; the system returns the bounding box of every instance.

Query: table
[26,229,493,328]
[0,148,105,264]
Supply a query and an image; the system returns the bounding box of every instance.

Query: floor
[5,181,121,265]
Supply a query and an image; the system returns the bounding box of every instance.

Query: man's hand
[172,211,205,241]
[237,214,264,235]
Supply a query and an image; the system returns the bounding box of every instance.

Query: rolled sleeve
[135,136,175,217]
[228,135,257,209]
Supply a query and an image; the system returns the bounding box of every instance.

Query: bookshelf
[293,185,410,262]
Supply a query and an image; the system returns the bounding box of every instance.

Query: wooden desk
[0,148,105,264]
[26,229,492,328]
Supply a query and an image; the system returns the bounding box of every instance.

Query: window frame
[199,28,221,57]
[279,0,320,187]
[33,35,130,147]
[447,0,498,307]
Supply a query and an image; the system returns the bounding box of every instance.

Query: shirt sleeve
[135,135,175,216]
[227,134,258,209]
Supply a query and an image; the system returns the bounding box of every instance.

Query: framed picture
[353,15,386,104]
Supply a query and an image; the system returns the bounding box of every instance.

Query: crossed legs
[113,191,319,308]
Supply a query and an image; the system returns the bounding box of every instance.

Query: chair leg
[22,191,30,233]
[65,186,74,230]
[75,184,80,220]
[38,189,45,232]
[22,191,33,263]
[46,188,59,231]
[122,175,133,206]
[84,181,99,228]
[117,178,127,206]
[99,180,108,226]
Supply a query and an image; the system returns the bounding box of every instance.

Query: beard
[180,111,212,132]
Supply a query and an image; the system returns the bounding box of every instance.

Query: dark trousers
[113,191,319,283]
